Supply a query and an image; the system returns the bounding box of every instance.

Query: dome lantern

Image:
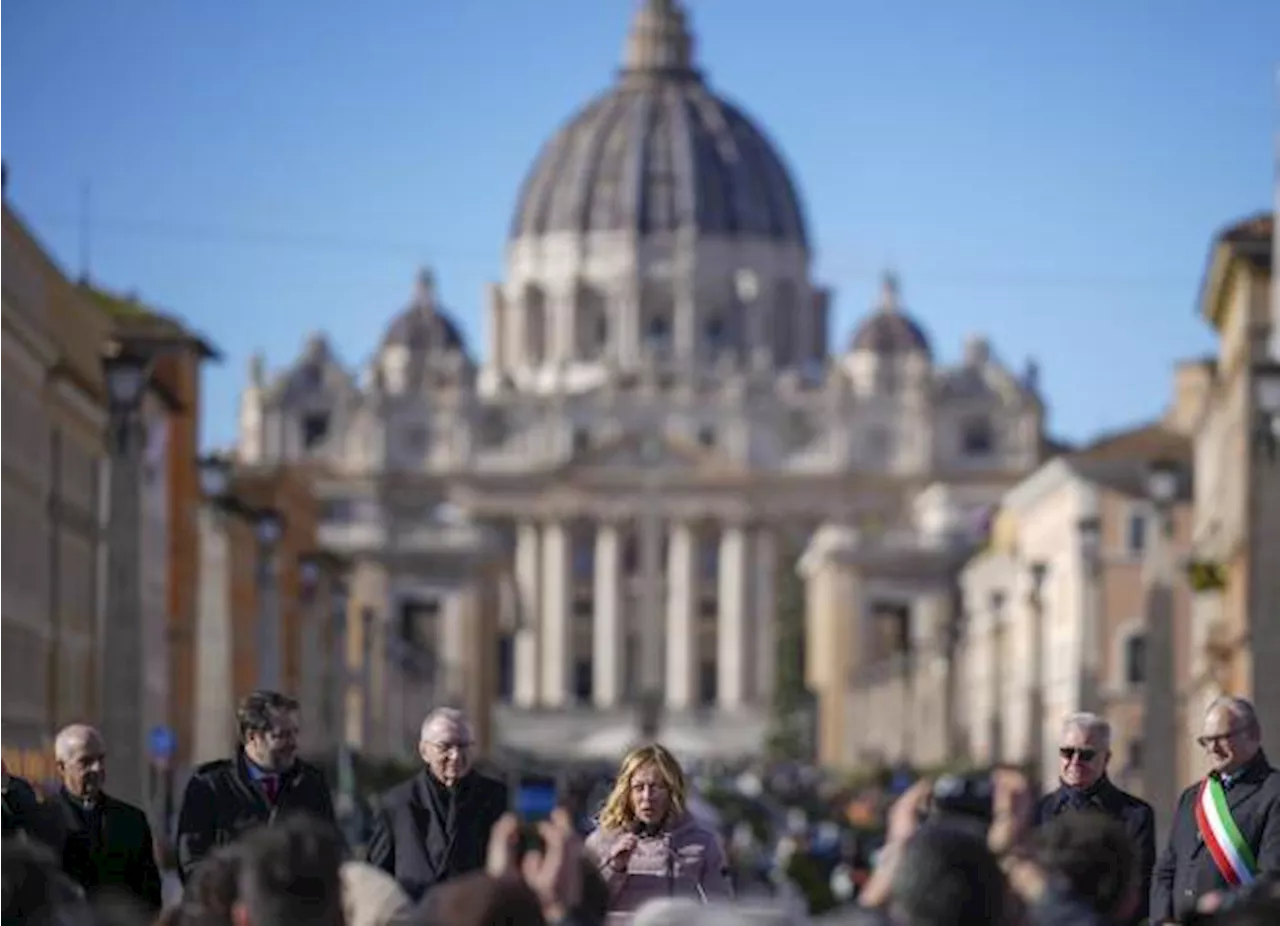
[622,0,697,78]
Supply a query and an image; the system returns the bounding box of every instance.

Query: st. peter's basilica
[236,0,1047,758]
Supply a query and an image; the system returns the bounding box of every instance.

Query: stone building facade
[237,0,1046,759]
[960,418,1199,822]
[1,202,113,782]
[1187,213,1278,746]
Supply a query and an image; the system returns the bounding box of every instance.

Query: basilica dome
[508,0,809,248]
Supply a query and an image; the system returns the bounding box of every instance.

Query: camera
[516,821,546,859]
[929,773,994,823]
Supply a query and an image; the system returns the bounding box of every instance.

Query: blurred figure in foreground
[584,743,732,915]
[367,708,508,902]
[1,838,91,926]
[857,769,1122,926]
[1034,811,1141,924]
[2,759,64,853]
[230,814,344,926]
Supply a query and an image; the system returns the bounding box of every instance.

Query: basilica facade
[236,0,1047,759]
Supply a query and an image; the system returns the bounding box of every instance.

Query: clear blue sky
[4,0,1277,448]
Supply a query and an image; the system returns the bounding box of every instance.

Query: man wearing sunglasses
[1151,696,1280,924]
[1033,712,1155,925]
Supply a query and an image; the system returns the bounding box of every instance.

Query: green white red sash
[1194,774,1257,886]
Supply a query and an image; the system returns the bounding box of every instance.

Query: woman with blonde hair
[584,744,732,915]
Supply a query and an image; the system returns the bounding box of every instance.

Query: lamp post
[1076,514,1103,714]
[197,454,232,502]
[1250,360,1280,748]
[101,344,156,808]
[254,508,284,692]
[299,556,323,756]
[1027,561,1049,788]
[1142,459,1181,840]
[988,589,1006,764]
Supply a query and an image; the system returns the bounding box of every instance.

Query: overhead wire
[26,210,1194,292]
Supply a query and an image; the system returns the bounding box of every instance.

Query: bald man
[367,708,508,902]
[50,724,162,914]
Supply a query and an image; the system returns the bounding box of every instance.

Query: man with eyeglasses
[1151,696,1280,924]
[175,690,337,883]
[367,707,508,903]
[1033,712,1155,925]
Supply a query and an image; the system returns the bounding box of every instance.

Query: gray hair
[53,724,102,763]
[418,708,470,744]
[1061,712,1111,751]
[1205,696,1261,736]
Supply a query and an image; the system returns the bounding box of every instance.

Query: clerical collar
[1062,776,1108,798]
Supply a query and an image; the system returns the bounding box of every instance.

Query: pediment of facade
[550,432,740,484]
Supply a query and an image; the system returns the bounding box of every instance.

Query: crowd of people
[4,689,1280,926]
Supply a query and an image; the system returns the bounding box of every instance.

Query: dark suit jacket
[366,769,508,903]
[175,751,337,883]
[1151,751,1280,923]
[52,789,162,914]
[1034,777,1156,926]
[1,774,65,854]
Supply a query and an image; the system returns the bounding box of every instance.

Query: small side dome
[848,272,931,357]
[380,268,467,355]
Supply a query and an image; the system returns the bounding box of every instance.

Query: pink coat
[584,815,734,914]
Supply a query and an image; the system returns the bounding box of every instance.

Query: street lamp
[1254,359,1280,460]
[988,589,1006,764]
[1141,458,1181,834]
[255,508,284,691]
[1076,514,1105,718]
[100,342,156,808]
[299,555,322,603]
[1027,561,1050,785]
[1146,459,1181,537]
[1077,516,1102,571]
[197,454,232,501]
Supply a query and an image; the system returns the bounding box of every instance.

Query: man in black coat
[367,707,508,902]
[2,760,65,853]
[1033,712,1155,926]
[48,724,162,914]
[1152,696,1280,924]
[175,690,336,883]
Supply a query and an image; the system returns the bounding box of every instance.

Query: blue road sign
[148,726,177,762]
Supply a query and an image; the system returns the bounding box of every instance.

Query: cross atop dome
[877,270,902,313]
[622,0,697,76]
[414,267,437,307]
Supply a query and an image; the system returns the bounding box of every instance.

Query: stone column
[717,523,752,709]
[1143,511,1180,848]
[539,521,572,707]
[618,287,641,368]
[460,568,500,757]
[593,522,624,706]
[665,522,700,708]
[441,594,467,701]
[753,528,778,703]
[513,522,541,707]
[638,513,664,693]
[799,527,868,766]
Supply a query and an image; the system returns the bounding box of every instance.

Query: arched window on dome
[524,285,548,365]
[773,281,797,365]
[575,284,609,361]
[641,282,674,359]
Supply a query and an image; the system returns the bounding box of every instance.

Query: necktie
[263,776,279,805]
